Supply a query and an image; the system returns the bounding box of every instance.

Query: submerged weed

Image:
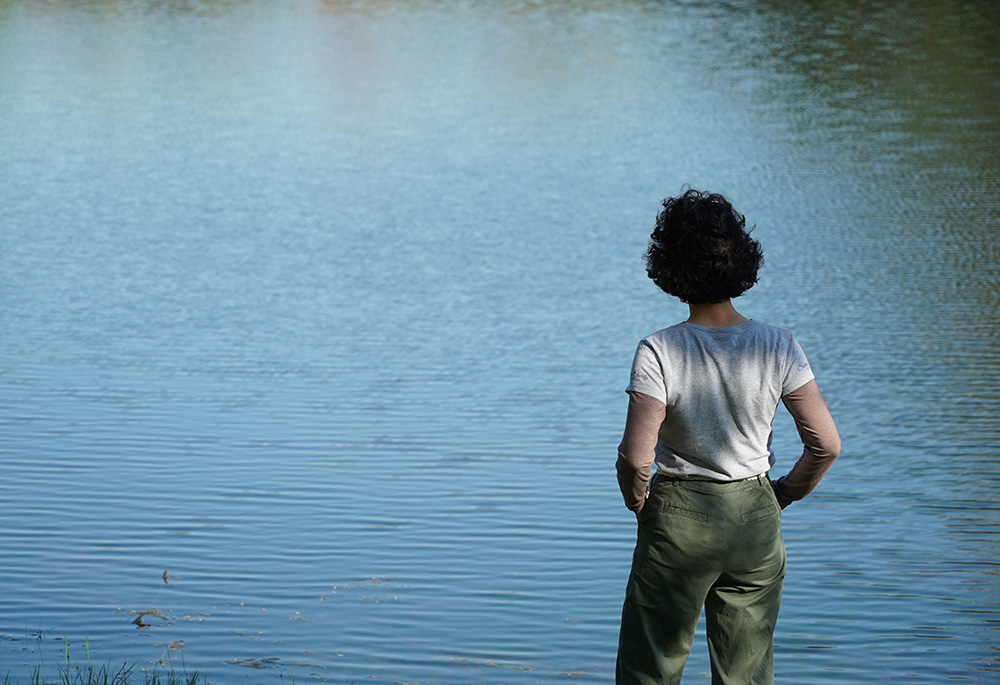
[6,664,206,685]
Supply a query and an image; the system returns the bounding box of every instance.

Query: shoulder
[745,320,799,346]
[638,322,690,348]
[746,319,792,335]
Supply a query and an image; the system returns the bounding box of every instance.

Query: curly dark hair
[644,189,764,304]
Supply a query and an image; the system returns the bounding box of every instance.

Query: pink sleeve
[772,379,841,508]
[616,391,666,513]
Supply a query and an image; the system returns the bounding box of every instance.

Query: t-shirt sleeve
[626,340,667,403]
[782,335,815,396]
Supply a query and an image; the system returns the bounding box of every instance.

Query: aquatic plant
[4,663,206,685]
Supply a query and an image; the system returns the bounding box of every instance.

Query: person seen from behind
[615,188,841,684]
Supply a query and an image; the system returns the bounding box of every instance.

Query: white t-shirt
[627,320,815,480]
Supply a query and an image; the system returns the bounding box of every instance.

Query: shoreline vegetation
[3,664,207,685]
[3,632,209,685]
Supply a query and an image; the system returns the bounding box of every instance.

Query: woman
[615,189,841,685]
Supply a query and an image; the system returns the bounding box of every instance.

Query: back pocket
[664,503,710,523]
[740,493,779,523]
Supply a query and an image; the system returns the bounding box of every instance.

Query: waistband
[653,472,768,485]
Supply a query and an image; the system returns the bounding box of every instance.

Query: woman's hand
[634,493,650,523]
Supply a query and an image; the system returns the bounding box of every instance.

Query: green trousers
[616,473,785,685]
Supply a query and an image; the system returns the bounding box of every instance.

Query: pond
[1,0,998,682]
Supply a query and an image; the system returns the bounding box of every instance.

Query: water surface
[1,0,998,682]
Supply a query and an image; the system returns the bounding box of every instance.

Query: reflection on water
[1,0,998,682]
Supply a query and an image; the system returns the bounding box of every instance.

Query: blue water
[1,0,998,682]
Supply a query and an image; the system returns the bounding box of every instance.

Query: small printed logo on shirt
[631,371,650,383]
[797,362,810,371]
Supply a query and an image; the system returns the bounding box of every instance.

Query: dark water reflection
[1,0,998,682]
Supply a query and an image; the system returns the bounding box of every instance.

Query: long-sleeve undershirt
[615,391,666,513]
[616,379,840,513]
[773,379,841,507]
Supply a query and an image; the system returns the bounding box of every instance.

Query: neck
[686,300,750,328]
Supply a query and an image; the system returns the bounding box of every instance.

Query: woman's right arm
[772,379,841,508]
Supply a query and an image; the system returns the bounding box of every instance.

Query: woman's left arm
[616,391,666,520]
